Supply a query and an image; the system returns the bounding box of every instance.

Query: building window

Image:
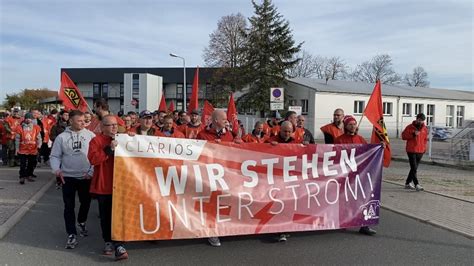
[415,104,424,115]
[382,102,393,115]
[119,83,124,106]
[301,99,308,114]
[402,103,412,116]
[186,84,192,100]
[176,101,183,111]
[446,105,454,127]
[456,106,464,128]
[176,84,183,99]
[93,83,101,99]
[132,74,139,109]
[102,83,109,98]
[353,101,365,114]
[427,104,435,125]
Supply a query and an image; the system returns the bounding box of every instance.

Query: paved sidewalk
[0,167,55,238]
[381,182,473,238]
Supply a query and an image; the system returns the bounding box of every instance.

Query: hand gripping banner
[112,134,383,241]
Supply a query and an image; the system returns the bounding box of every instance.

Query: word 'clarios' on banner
[112,134,383,241]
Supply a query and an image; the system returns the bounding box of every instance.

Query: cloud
[1,0,472,102]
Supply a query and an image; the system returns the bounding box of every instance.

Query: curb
[381,205,473,240]
[383,180,474,204]
[0,177,55,239]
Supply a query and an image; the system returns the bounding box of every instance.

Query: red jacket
[320,123,344,144]
[334,134,367,144]
[0,122,7,145]
[265,134,298,144]
[197,126,235,142]
[177,123,205,139]
[242,131,268,143]
[88,134,115,195]
[263,121,280,137]
[402,121,428,153]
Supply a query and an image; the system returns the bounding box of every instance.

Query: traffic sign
[270,88,284,102]
[270,102,284,110]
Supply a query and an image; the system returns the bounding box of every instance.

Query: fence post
[428,124,433,160]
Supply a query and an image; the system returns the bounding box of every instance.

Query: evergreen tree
[241,0,302,115]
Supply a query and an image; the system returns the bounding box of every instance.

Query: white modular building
[285,78,473,139]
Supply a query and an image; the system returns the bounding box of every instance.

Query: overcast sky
[1,0,472,101]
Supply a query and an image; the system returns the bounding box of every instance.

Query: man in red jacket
[335,115,377,236]
[402,113,428,192]
[88,115,128,260]
[156,115,185,138]
[197,109,240,247]
[320,108,345,144]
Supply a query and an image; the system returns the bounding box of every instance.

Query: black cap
[139,110,153,118]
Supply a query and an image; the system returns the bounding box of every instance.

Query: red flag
[158,92,167,112]
[59,72,88,112]
[201,100,214,125]
[168,101,175,112]
[363,80,391,167]
[188,67,199,114]
[227,93,239,136]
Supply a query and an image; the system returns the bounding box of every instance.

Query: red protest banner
[112,134,383,241]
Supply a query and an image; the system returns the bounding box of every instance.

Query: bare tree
[287,50,318,78]
[351,54,401,84]
[404,66,430,87]
[203,13,247,67]
[326,56,347,81]
[288,52,347,82]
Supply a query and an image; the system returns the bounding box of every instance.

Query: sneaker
[26,177,35,182]
[415,185,424,191]
[115,245,129,261]
[78,222,88,237]
[103,242,114,255]
[405,183,415,189]
[278,233,287,242]
[65,234,78,249]
[208,237,221,247]
[359,226,376,236]
[19,177,25,185]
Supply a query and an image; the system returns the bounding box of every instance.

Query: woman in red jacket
[402,113,428,191]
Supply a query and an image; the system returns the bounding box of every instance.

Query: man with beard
[263,111,281,137]
[178,109,204,139]
[297,115,315,144]
[320,108,344,144]
[156,115,185,138]
[87,99,125,134]
[131,110,159,136]
[402,113,428,192]
[242,121,268,143]
[50,110,70,142]
[15,113,42,184]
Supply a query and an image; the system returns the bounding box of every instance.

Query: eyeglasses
[103,124,118,127]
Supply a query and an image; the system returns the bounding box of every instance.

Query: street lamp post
[169,53,186,112]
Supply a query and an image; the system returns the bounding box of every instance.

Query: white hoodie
[50,127,96,178]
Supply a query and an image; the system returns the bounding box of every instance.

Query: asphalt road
[1,186,472,265]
